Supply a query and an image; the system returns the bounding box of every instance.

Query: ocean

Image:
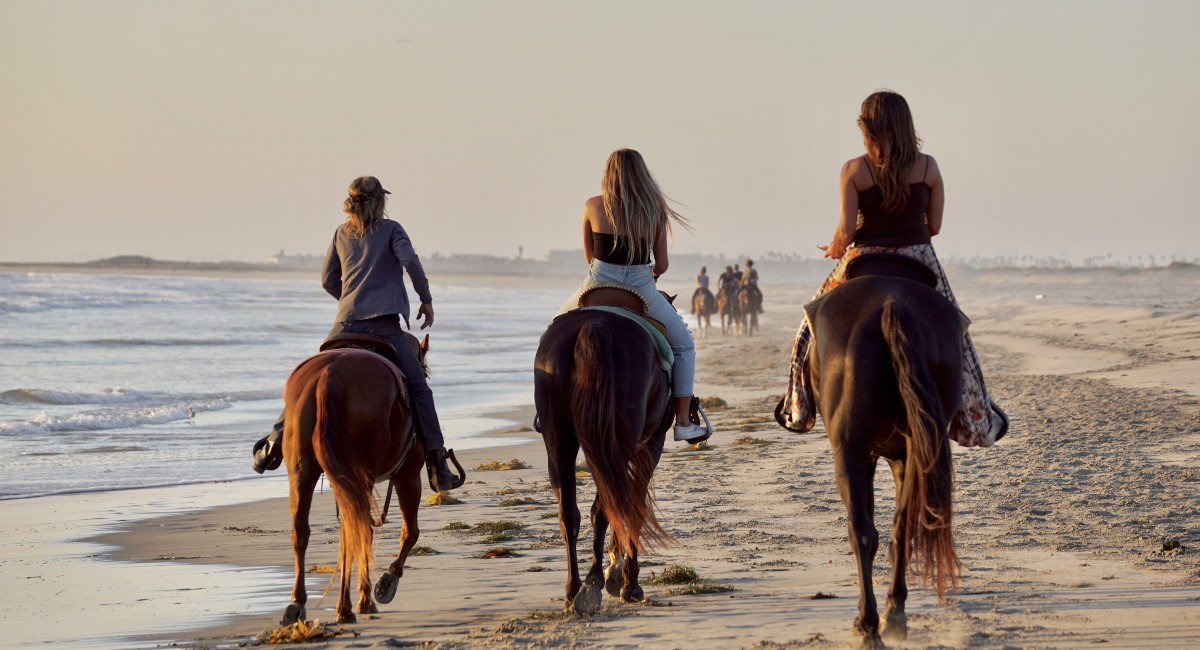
[0,270,568,500]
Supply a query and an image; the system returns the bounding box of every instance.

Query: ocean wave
[0,336,282,349]
[0,398,235,436]
[0,387,279,407]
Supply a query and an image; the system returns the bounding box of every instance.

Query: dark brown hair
[858,91,923,213]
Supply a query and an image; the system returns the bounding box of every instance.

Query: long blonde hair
[858,91,923,213]
[601,149,689,263]
[343,176,390,237]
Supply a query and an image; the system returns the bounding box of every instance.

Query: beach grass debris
[731,435,775,446]
[644,564,700,585]
[479,547,522,559]
[426,491,462,506]
[482,532,514,544]
[497,486,519,495]
[700,396,728,410]
[473,520,526,535]
[808,591,838,600]
[475,458,532,471]
[258,618,350,644]
[306,564,337,574]
[643,564,734,595]
[523,565,548,572]
[575,461,590,473]
[497,496,539,507]
[539,511,558,519]
[409,545,438,556]
[443,520,471,531]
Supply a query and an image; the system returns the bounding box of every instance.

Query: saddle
[845,252,938,288]
[298,334,411,409]
[577,282,671,337]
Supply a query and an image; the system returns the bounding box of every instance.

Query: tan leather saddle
[578,283,672,336]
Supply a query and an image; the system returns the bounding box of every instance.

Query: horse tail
[881,300,960,601]
[311,366,375,584]
[570,320,669,556]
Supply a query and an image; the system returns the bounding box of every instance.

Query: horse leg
[376,452,424,605]
[283,469,319,626]
[834,451,883,648]
[547,438,584,611]
[881,457,909,642]
[619,542,644,602]
[571,498,606,614]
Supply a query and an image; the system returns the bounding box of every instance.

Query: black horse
[534,305,674,614]
[805,257,964,647]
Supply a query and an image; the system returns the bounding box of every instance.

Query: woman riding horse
[555,149,712,443]
[252,176,463,492]
[776,91,1008,447]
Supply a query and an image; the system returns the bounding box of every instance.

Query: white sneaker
[673,423,711,443]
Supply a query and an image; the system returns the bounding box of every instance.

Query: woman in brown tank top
[777,90,1009,448]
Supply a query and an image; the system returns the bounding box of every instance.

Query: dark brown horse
[534,306,674,614]
[717,283,742,335]
[805,264,963,647]
[279,334,430,625]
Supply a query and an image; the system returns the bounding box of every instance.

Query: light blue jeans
[556,259,696,397]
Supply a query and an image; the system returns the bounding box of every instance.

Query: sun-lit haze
[1,1,1196,265]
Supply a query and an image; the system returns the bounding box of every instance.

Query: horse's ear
[420,334,430,353]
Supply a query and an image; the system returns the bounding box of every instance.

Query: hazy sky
[1,1,1196,264]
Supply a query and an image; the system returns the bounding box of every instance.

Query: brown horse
[691,288,716,338]
[534,307,674,614]
[804,264,963,647]
[717,283,742,335]
[737,285,761,336]
[279,334,430,626]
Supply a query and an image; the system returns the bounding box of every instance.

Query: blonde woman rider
[556,149,711,443]
[776,91,1008,447]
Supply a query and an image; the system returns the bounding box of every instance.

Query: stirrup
[252,435,282,474]
[426,449,467,492]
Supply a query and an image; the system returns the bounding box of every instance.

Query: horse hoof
[336,610,357,625]
[621,584,644,603]
[358,601,379,615]
[572,584,603,616]
[280,603,305,626]
[374,572,399,604]
[604,558,625,597]
[881,610,907,642]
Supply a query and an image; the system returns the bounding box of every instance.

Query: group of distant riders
[692,260,763,316]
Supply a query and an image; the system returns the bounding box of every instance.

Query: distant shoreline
[2,257,1195,281]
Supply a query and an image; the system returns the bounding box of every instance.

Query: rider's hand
[825,229,850,260]
[417,302,435,329]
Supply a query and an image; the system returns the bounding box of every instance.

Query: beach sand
[76,269,1200,648]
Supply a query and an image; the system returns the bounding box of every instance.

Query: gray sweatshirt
[321,219,433,328]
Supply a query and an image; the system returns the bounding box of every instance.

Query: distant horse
[805,257,963,647]
[737,285,761,336]
[280,333,431,626]
[534,297,674,614]
[717,284,742,335]
[692,289,717,338]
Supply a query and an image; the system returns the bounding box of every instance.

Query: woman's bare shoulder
[921,153,942,184]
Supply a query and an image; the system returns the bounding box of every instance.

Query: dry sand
[92,268,1200,648]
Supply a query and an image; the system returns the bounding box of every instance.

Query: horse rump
[569,318,669,555]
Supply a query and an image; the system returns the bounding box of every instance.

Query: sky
[1,0,1197,264]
